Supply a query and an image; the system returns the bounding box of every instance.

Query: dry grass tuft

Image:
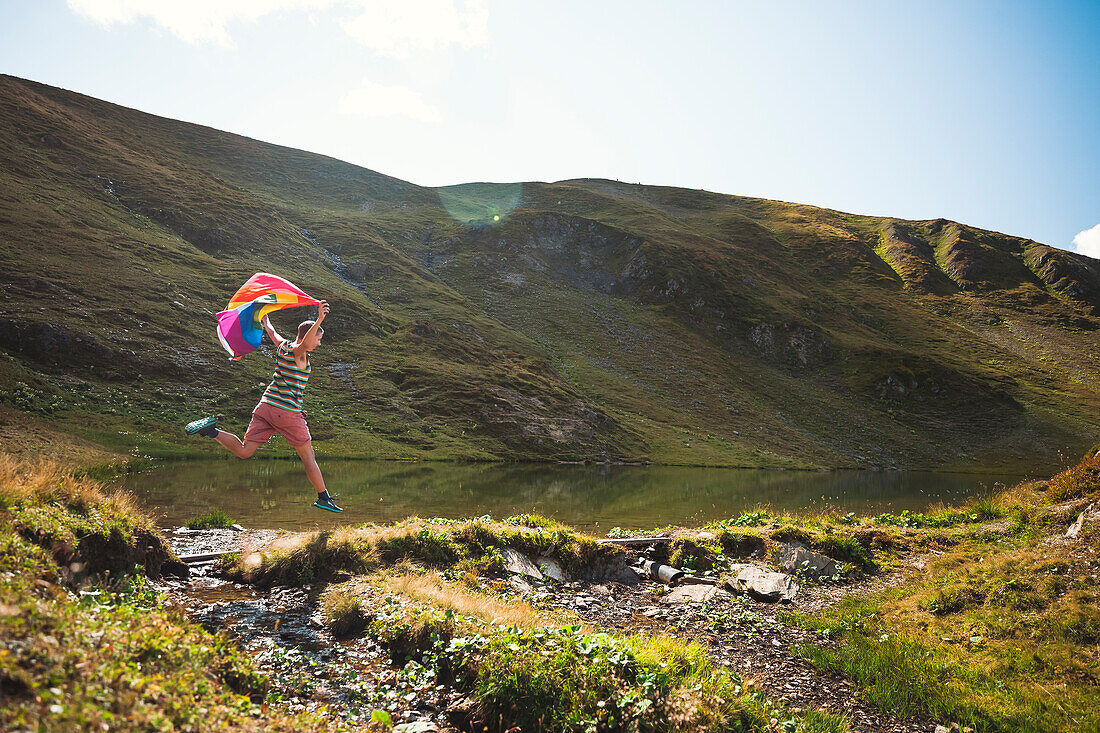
[1047,455,1100,501]
[0,452,156,532]
[383,572,565,631]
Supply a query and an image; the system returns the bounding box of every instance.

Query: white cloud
[340,0,487,59]
[66,0,488,54]
[66,0,338,46]
[1072,223,1100,260]
[338,79,441,123]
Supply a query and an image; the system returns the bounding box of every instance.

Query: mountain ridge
[1,73,1098,470]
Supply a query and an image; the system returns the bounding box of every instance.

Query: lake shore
[114,457,1031,536]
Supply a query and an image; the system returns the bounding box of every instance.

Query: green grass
[785,459,1100,732]
[0,455,344,731]
[186,509,235,529]
[792,612,1039,731]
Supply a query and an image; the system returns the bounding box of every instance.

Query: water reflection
[118,460,1030,532]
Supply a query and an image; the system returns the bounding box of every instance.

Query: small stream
[160,530,457,728]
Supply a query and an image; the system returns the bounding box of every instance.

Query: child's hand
[317,301,330,321]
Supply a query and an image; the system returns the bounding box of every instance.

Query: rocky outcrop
[724,565,800,603]
[777,543,842,579]
[1026,244,1100,312]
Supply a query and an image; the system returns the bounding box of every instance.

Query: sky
[1,0,1098,256]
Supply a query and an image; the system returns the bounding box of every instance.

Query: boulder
[724,565,799,603]
[501,548,543,581]
[662,584,731,605]
[777,543,840,579]
[537,556,568,582]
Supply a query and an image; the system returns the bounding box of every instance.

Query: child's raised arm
[302,302,328,342]
[261,315,286,348]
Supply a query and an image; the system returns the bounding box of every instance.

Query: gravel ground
[516,571,934,733]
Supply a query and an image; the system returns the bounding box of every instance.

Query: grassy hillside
[1,73,1099,469]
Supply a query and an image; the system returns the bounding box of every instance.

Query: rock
[777,543,840,579]
[501,548,543,581]
[1066,504,1093,539]
[724,565,799,603]
[537,556,568,582]
[663,584,731,605]
[508,575,534,595]
[580,554,641,585]
[162,559,190,579]
[394,721,440,732]
[678,575,717,586]
[446,696,480,730]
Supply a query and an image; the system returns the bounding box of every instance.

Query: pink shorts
[243,401,312,447]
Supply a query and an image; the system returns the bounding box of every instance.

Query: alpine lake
[116,459,1035,533]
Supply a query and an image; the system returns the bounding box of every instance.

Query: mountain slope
[1,74,1098,470]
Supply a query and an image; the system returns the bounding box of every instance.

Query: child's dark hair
[297,320,318,341]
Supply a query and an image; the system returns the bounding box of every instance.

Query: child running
[185,300,343,512]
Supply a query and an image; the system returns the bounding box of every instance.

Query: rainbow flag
[216,273,320,360]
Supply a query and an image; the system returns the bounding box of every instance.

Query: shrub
[814,535,874,570]
[727,510,770,527]
[323,590,368,638]
[1047,456,1100,501]
[716,530,766,558]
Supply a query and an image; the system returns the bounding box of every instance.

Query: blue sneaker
[314,496,344,513]
[185,417,218,438]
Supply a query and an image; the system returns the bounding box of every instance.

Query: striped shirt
[260,342,310,412]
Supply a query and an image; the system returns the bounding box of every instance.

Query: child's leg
[215,431,262,459]
[293,441,327,494]
[209,403,274,458]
